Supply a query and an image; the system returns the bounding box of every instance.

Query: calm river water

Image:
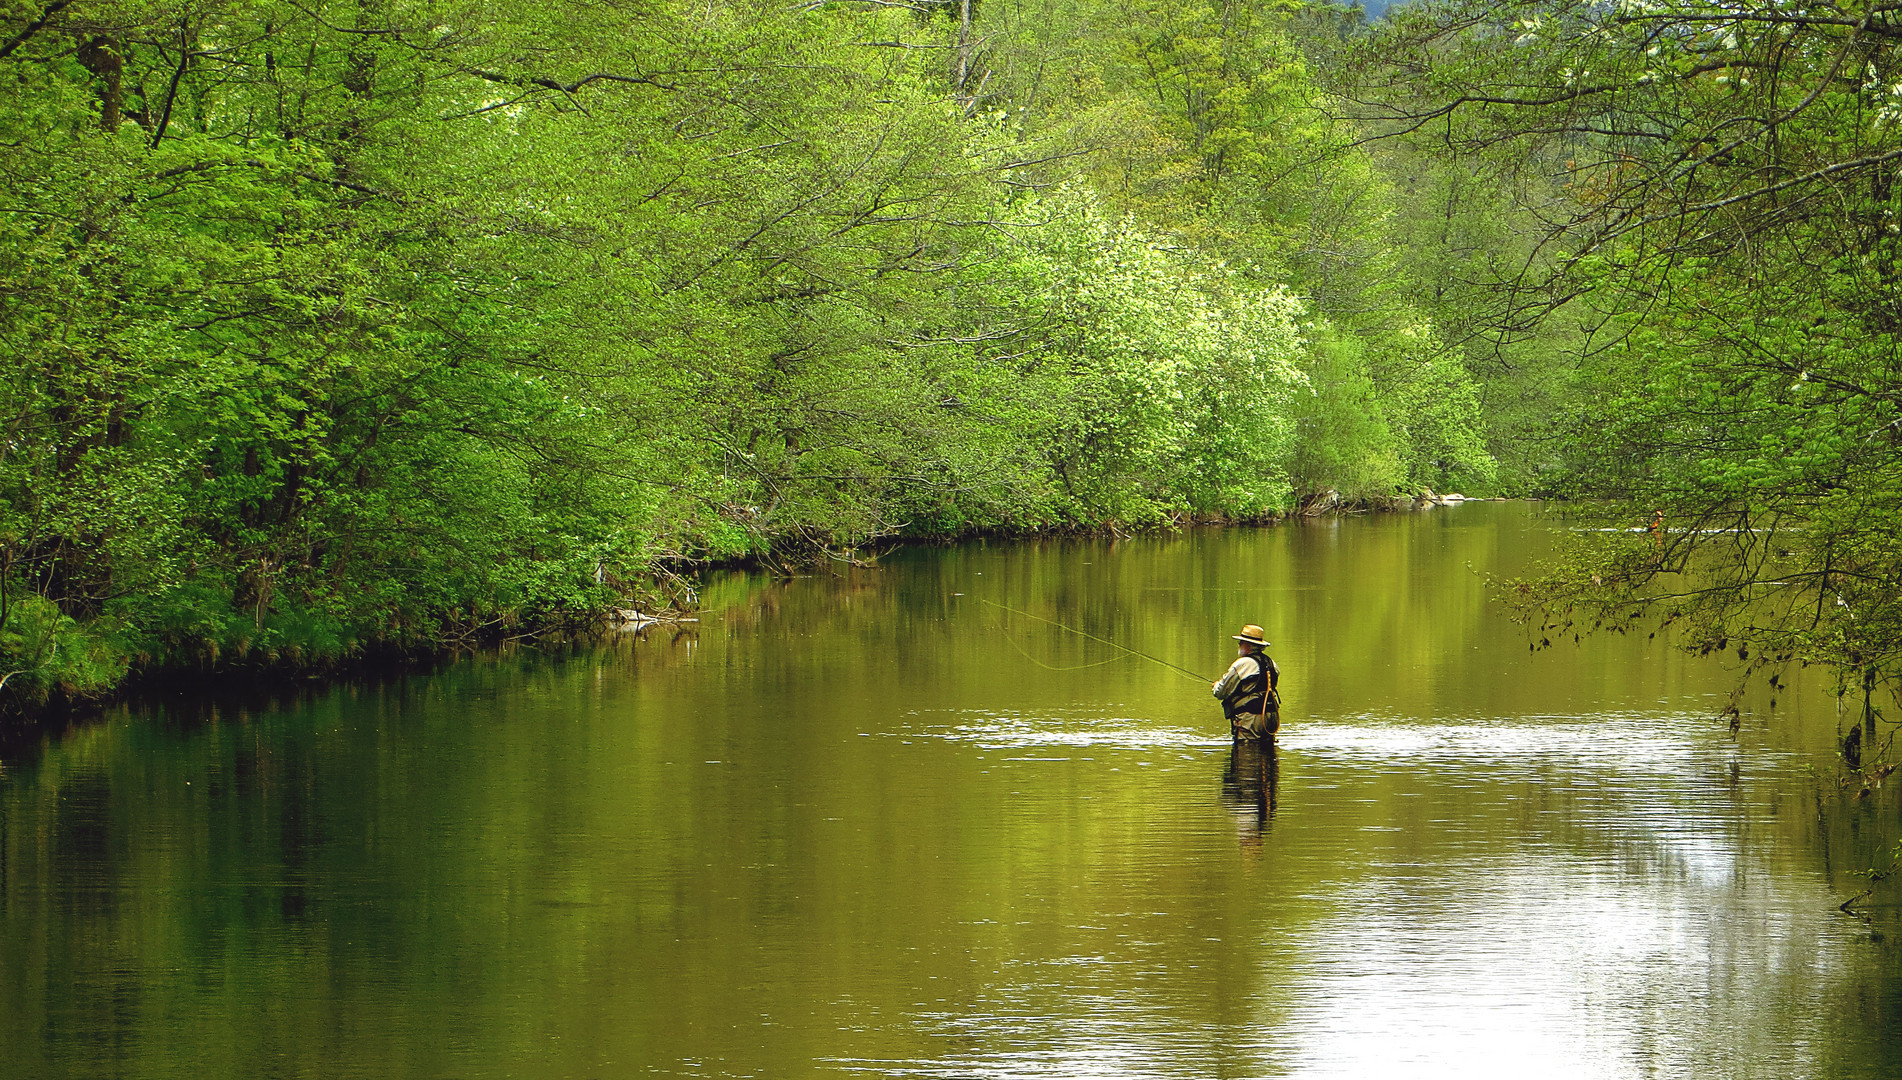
[3,502,1900,1078]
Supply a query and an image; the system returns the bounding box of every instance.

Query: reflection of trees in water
[1221,739,1277,851]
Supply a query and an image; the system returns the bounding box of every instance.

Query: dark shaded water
[3,503,1899,1078]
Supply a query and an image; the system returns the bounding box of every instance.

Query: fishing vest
[1223,653,1279,720]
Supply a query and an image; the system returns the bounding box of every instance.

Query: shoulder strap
[1257,653,1279,703]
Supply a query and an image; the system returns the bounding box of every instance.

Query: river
[2,502,1898,1078]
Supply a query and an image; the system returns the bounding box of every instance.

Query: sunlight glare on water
[910,709,1232,751]
[828,699,1865,1079]
[1,503,1898,1079]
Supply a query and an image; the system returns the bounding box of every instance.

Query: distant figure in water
[1212,624,1279,742]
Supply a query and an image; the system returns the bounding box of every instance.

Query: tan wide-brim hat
[1232,624,1270,647]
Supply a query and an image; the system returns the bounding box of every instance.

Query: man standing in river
[1213,624,1279,741]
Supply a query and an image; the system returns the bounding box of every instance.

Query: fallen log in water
[607,609,700,629]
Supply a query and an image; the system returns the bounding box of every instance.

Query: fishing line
[977,598,1210,683]
[995,625,1129,672]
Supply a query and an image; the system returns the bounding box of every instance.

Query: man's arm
[1211,657,1248,698]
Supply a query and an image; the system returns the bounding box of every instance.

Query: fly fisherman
[1212,624,1279,741]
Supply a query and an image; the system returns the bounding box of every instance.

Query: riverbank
[2,498,1480,734]
[0,494,1529,737]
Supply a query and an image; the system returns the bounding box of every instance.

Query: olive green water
[3,503,1900,1079]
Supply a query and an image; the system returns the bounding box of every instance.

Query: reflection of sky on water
[1264,714,1846,1077]
[8,503,1892,1079]
[852,709,1858,1079]
[1279,856,1851,1079]
[907,709,1232,751]
[1286,712,1713,764]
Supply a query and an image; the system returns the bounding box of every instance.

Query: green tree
[0,0,1476,719]
[1350,0,1902,737]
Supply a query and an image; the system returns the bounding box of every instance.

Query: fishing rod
[977,598,1211,683]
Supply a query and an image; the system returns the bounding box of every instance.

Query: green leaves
[0,0,1491,714]
[973,186,1308,522]
[1361,0,1902,703]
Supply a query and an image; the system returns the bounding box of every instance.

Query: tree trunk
[954,0,977,115]
[75,36,123,132]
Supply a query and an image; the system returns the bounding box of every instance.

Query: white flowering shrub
[969,187,1309,522]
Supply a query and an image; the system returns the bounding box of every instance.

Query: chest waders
[1225,652,1280,741]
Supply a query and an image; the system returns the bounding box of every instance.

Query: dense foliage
[1343,0,1902,738]
[13,0,1900,743]
[1,0,1508,715]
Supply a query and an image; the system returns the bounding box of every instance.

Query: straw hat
[1232,624,1270,647]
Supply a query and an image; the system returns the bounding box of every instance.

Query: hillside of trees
[6,0,1901,731]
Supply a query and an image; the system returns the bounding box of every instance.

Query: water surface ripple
[2,504,1898,1079]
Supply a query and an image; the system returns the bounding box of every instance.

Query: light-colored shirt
[1212,655,1264,699]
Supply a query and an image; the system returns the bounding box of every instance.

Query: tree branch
[461,67,685,94]
[0,0,73,62]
